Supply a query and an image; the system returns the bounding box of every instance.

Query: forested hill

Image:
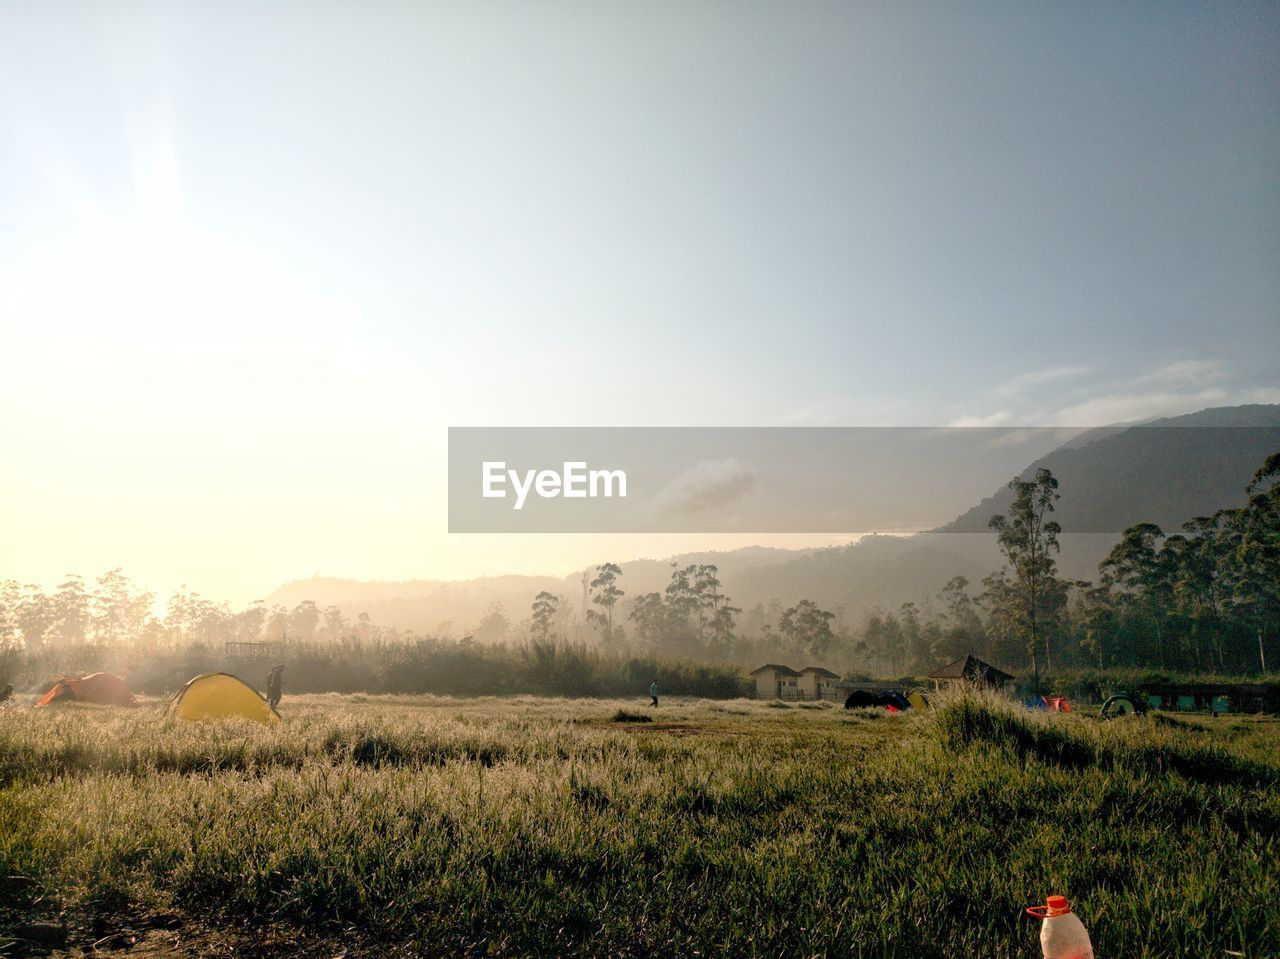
[265,405,1280,630]
[937,405,1280,535]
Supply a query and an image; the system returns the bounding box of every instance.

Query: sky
[2,1,1278,606]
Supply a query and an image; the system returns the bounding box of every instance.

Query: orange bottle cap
[1026,896,1072,918]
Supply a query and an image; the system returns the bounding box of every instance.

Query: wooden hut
[929,655,1013,691]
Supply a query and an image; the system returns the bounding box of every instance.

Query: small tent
[844,690,880,709]
[36,672,135,707]
[845,688,913,712]
[877,690,911,711]
[166,673,281,725]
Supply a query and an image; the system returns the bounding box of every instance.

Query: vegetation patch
[610,710,652,723]
[937,694,1278,789]
[1,694,1276,958]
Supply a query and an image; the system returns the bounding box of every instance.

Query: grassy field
[1,693,1277,958]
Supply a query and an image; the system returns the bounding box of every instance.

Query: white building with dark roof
[750,663,799,699]
[751,664,841,700]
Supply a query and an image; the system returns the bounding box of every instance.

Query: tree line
[550,449,1278,677]
[4,451,1275,680]
[0,574,393,653]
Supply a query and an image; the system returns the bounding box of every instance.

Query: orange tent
[36,672,136,707]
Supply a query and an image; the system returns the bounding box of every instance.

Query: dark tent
[846,688,913,711]
[877,690,911,711]
[844,690,880,709]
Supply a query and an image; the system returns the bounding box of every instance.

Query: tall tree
[663,564,703,650]
[1234,452,1280,672]
[779,599,836,659]
[530,591,561,643]
[934,576,984,665]
[1100,522,1172,668]
[626,592,668,648]
[588,562,625,646]
[988,468,1063,688]
[52,575,91,647]
[1076,582,1116,669]
[473,603,511,644]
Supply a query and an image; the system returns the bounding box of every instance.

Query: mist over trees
[4,451,1277,683]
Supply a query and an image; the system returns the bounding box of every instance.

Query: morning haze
[5,5,1280,957]
[2,1,1277,604]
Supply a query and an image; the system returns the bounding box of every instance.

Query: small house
[750,664,800,700]
[929,654,1013,691]
[797,666,841,701]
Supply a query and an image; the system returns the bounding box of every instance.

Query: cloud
[647,459,758,514]
[985,426,1085,448]
[1130,360,1225,389]
[948,411,1014,427]
[1049,388,1229,426]
[994,365,1094,397]
[947,357,1273,428]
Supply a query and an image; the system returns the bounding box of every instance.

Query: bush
[610,710,652,723]
[7,638,751,701]
[936,692,1277,788]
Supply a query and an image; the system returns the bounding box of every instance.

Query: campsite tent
[844,689,880,709]
[877,690,911,711]
[36,672,135,707]
[166,673,281,725]
[845,689,914,711]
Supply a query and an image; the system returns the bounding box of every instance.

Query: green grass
[1,693,1277,958]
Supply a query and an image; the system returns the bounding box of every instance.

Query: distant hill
[265,546,808,633]
[939,405,1280,534]
[265,404,1280,631]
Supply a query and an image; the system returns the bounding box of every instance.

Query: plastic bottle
[1027,895,1095,959]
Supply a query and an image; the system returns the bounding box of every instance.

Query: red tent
[35,672,136,707]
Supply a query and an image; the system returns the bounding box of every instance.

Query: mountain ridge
[264,404,1280,631]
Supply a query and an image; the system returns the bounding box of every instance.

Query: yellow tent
[166,673,281,725]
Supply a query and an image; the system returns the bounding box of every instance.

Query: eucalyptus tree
[988,468,1063,687]
[588,562,625,646]
[1234,452,1280,672]
[530,591,561,643]
[691,565,739,649]
[626,592,668,649]
[52,575,91,646]
[1100,522,1172,668]
[935,576,985,665]
[780,599,836,659]
[663,564,701,644]
[1164,516,1231,671]
[1076,581,1117,669]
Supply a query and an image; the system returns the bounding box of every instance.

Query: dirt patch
[613,722,752,737]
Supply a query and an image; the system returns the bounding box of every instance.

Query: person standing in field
[649,678,659,708]
[266,664,285,710]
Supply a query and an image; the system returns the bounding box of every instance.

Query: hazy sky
[2,2,1278,604]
